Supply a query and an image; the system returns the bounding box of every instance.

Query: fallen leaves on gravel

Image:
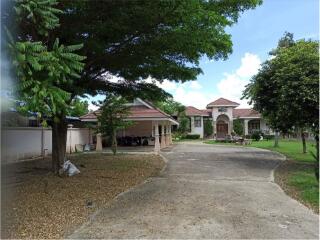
[2,153,164,239]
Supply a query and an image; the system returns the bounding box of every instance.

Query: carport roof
[80,103,179,125]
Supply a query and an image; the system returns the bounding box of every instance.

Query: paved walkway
[69,143,319,239]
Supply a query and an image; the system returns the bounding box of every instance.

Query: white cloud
[216,52,261,107]
[267,55,276,61]
[138,54,261,109]
[88,103,99,111]
[217,73,248,103]
[235,53,261,78]
[174,86,217,109]
[157,80,178,91]
[144,76,178,91]
[190,81,202,90]
[102,73,124,83]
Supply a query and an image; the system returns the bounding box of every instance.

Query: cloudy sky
[88,0,319,111]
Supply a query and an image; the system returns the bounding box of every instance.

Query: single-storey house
[176,98,272,139]
[80,98,179,153]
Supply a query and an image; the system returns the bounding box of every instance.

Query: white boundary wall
[1,127,93,163]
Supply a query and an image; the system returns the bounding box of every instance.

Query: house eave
[233,116,261,119]
[81,117,179,125]
[207,104,239,108]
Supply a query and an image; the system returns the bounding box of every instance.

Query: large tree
[154,97,185,116]
[69,98,89,117]
[6,0,261,173]
[243,33,319,178]
[4,0,87,173]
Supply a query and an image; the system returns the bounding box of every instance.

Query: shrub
[233,118,244,136]
[172,132,188,140]
[251,131,262,141]
[178,116,190,134]
[185,134,200,139]
[264,134,275,140]
[204,120,213,137]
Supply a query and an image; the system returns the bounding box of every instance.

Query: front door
[216,123,228,139]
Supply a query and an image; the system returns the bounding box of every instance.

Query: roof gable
[80,98,178,124]
[207,98,240,108]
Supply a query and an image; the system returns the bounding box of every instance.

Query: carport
[80,98,179,153]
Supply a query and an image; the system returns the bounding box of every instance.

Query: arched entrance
[216,114,229,139]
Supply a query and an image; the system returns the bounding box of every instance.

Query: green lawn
[288,169,319,207]
[250,139,315,163]
[205,138,318,212]
[173,138,204,142]
[204,139,316,162]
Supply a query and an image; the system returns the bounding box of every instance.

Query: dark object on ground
[86,200,93,208]
[251,131,262,141]
[185,134,200,139]
[264,134,275,140]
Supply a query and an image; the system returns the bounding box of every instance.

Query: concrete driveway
[69,143,319,239]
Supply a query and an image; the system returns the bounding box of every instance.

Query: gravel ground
[1,153,164,239]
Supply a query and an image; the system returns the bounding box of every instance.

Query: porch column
[169,124,173,144]
[229,119,233,135]
[154,121,160,154]
[96,122,102,151]
[165,123,170,145]
[244,119,249,136]
[212,120,216,138]
[96,133,102,151]
[161,123,166,148]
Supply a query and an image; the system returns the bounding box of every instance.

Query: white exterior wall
[212,107,233,121]
[190,116,204,138]
[66,128,92,153]
[242,118,273,135]
[118,121,153,137]
[1,127,92,163]
[260,119,267,132]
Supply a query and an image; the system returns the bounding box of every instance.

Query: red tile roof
[207,98,240,107]
[80,111,100,119]
[200,109,211,116]
[233,108,261,118]
[80,105,177,122]
[184,106,209,116]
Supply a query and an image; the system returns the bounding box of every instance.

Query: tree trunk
[274,130,279,147]
[111,129,117,155]
[301,130,307,153]
[315,134,319,182]
[52,116,68,174]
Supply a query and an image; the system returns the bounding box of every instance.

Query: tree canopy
[5,0,86,122]
[243,33,319,133]
[154,97,185,116]
[69,98,89,117]
[55,0,261,97]
[242,32,319,177]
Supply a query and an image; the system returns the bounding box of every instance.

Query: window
[248,120,260,134]
[194,116,201,127]
[218,107,227,112]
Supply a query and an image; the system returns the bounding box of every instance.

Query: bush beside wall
[185,134,200,139]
